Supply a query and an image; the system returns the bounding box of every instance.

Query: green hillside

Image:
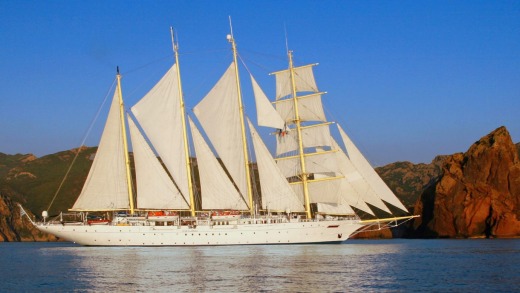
[0,147,96,216]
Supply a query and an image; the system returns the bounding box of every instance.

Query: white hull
[36,219,366,246]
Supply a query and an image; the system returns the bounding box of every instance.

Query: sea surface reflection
[1,239,519,292]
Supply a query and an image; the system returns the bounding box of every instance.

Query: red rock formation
[412,126,520,238]
[351,228,393,239]
[0,193,58,242]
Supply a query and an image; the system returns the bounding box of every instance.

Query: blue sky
[1,1,519,165]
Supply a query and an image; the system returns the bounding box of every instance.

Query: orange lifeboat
[211,210,241,220]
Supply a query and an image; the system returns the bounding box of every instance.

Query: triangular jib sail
[337,124,408,213]
[71,83,130,211]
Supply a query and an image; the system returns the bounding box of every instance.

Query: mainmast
[227,24,254,215]
[287,51,312,219]
[170,27,196,217]
[116,67,135,214]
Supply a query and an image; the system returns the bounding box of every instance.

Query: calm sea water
[1,239,519,292]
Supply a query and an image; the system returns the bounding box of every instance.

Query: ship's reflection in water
[45,242,399,291]
[34,239,520,292]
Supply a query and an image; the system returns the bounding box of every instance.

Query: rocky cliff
[0,193,58,242]
[412,126,520,238]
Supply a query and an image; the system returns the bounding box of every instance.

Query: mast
[288,51,312,219]
[116,67,135,214]
[227,24,254,215]
[170,27,196,217]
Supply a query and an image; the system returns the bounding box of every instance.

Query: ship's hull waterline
[36,219,365,246]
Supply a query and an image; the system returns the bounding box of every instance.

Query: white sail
[71,85,130,211]
[276,123,333,156]
[308,178,342,203]
[247,119,304,212]
[276,150,340,179]
[277,137,379,215]
[272,64,318,100]
[338,124,409,213]
[128,115,189,210]
[275,93,327,124]
[337,178,375,215]
[251,74,285,130]
[331,137,388,214]
[193,62,248,199]
[188,117,248,210]
[288,177,343,207]
[316,202,355,215]
[130,65,190,200]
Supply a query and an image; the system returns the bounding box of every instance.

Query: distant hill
[0,147,96,216]
[375,156,445,209]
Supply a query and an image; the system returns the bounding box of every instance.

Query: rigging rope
[46,79,117,212]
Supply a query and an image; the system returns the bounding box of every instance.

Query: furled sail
[128,115,189,210]
[188,117,248,210]
[193,62,248,199]
[130,65,190,200]
[247,119,304,212]
[338,124,409,213]
[71,84,130,211]
[250,74,285,130]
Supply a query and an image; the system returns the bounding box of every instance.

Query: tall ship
[24,27,416,246]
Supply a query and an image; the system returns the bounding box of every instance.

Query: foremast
[227,29,255,216]
[116,67,135,214]
[170,27,196,217]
